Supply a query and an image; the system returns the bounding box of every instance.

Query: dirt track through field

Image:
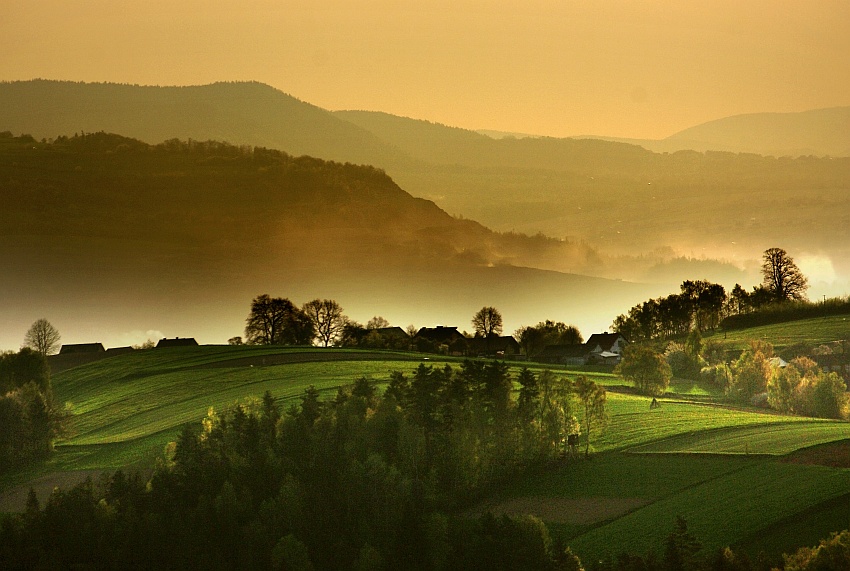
[467,496,648,525]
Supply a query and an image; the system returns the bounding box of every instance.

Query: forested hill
[0,132,654,348]
[0,79,406,167]
[3,80,848,282]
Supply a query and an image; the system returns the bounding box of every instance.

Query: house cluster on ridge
[413,326,521,357]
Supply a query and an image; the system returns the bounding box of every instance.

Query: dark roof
[586,332,626,352]
[373,327,408,338]
[105,346,135,355]
[415,326,464,343]
[59,343,105,354]
[155,337,198,348]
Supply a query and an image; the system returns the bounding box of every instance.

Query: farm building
[467,335,521,357]
[538,344,588,365]
[59,343,105,354]
[585,333,628,363]
[155,337,199,348]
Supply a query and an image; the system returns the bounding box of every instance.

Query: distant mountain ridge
[575,107,850,158]
[0,79,406,167]
[1,79,848,289]
[665,106,850,157]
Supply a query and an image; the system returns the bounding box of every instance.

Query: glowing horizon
[2,1,849,140]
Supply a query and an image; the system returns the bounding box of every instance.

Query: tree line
[0,363,607,569]
[613,248,811,343]
[237,295,587,356]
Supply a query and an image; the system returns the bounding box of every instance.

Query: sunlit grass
[567,460,850,561]
[629,421,850,455]
[705,314,850,352]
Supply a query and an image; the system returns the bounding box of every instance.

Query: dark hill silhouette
[2,80,848,284]
[0,79,407,167]
[0,132,658,349]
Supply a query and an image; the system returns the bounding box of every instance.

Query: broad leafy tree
[24,318,61,356]
[615,345,672,396]
[244,294,313,345]
[730,343,772,402]
[761,247,808,302]
[515,320,583,359]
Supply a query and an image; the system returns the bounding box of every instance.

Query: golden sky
[2,0,849,139]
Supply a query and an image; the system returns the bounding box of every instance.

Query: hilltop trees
[303,298,348,347]
[23,318,61,356]
[472,306,503,338]
[612,280,726,343]
[761,247,808,302]
[244,294,314,345]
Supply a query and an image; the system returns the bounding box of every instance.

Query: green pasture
[566,459,850,561]
[629,420,850,455]
[5,343,850,563]
[707,313,850,352]
[593,394,821,452]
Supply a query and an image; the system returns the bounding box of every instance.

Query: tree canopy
[23,318,61,356]
[244,294,313,345]
[472,306,503,338]
[761,247,808,302]
[615,345,672,396]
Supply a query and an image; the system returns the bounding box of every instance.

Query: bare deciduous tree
[24,319,61,356]
[472,306,503,338]
[303,299,348,347]
[761,247,808,302]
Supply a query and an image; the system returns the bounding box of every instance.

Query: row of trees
[0,364,606,569]
[242,296,588,357]
[613,248,809,342]
[241,295,349,347]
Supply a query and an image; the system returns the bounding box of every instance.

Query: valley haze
[1,78,849,351]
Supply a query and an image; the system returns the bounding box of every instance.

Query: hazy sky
[3,1,849,139]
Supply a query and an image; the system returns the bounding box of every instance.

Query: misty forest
[1,57,850,571]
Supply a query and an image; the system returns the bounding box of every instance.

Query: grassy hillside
[707,313,850,354]
[3,344,848,565]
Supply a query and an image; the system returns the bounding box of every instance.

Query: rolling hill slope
[2,344,847,563]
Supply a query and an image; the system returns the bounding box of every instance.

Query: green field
[707,313,850,352]
[3,343,849,565]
